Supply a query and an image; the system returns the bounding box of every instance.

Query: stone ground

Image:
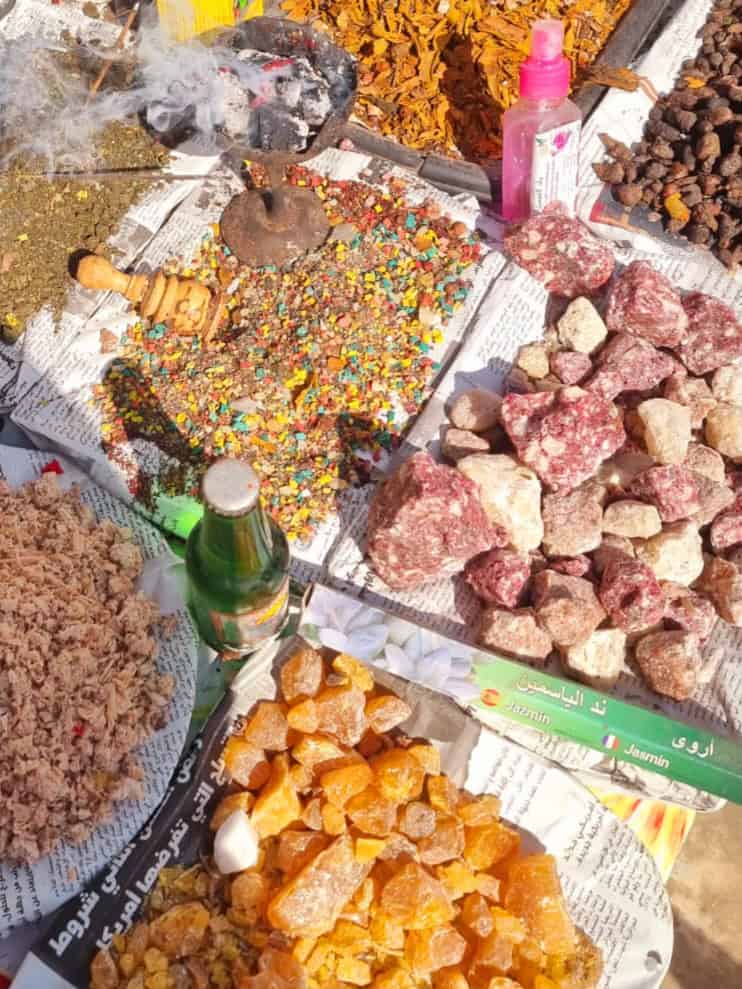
[663,801,742,987]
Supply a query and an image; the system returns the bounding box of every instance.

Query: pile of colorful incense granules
[92,169,482,544]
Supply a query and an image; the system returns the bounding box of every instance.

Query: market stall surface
[664,802,742,987]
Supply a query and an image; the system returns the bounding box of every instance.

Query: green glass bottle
[186,458,290,657]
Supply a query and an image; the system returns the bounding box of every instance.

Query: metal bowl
[145,16,357,165]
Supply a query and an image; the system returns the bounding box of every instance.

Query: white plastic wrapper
[0,445,198,936]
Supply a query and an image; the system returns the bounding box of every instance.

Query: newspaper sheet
[11,147,506,578]
[10,628,673,988]
[0,445,199,936]
[0,0,123,47]
[576,0,740,279]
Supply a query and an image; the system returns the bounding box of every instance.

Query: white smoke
[0,11,284,170]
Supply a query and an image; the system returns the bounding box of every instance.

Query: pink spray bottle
[501,19,582,222]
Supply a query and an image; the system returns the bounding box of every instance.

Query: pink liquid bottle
[501,19,582,222]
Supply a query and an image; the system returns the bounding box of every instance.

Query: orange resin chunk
[314,685,369,746]
[210,791,253,830]
[148,902,210,959]
[372,749,426,803]
[380,862,455,930]
[222,737,271,789]
[320,762,374,807]
[267,835,372,937]
[347,786,398,836]
[464,822,520,871]
[280,644,324,702]
[418,814,465,866]
[332,653,375,692]
[287,699,320,734]
[292,734,360,775]
[433,968,470,989]
[251,754,302,839]
[277,830,331,875]
[405,925,468,974]
[366,695,412,733]
[504,855,576,957]
[458,795,501,827]
[399,801,436,840]
[243,701,290,751]
[459,892,494,938]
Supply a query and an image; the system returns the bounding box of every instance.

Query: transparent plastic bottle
[502,19,582,223]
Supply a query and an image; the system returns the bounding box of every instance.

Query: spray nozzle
[519,18,570,101]
[530,19,564,62]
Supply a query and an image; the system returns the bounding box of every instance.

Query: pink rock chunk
[367,452,504,590]
[710,495,742,553]
[477,606,553,660]
[634,630,702,701]
[532,570,606,648]
[592,534,635,575]
[699,557,742,626]
[504,210,615,298]
[440,427,490,463]
[599,557,665,633]
[605,261,688,348]
[662,373,716,429]
[662,582,718,641]
[631,465,702,522]
[549,351,593,386]
[541,485,604,557]
[677,292,742,375]
[548,554,592,578]
[685,443,726,484]
[586,334,677,400]
[464,549,531,608]
[585,369,623,401]
[692,472,735,526]
[500,387,625,494]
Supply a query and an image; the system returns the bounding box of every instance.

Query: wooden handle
[76,255,131,294]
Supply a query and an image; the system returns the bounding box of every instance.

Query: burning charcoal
[275,74,303,110]
[220,70,252,136]
[221,48,338,149]
[302,83,333,127]
[247,106,310,153]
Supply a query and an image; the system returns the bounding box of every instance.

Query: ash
[220,50,335,153]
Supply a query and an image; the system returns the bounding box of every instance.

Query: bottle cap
[202,458,260,517]
[519,19,571,101]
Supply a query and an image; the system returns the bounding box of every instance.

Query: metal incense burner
[212,17,357,267]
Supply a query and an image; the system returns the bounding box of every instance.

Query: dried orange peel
[281,0,635,161]
[90,644,603,989]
